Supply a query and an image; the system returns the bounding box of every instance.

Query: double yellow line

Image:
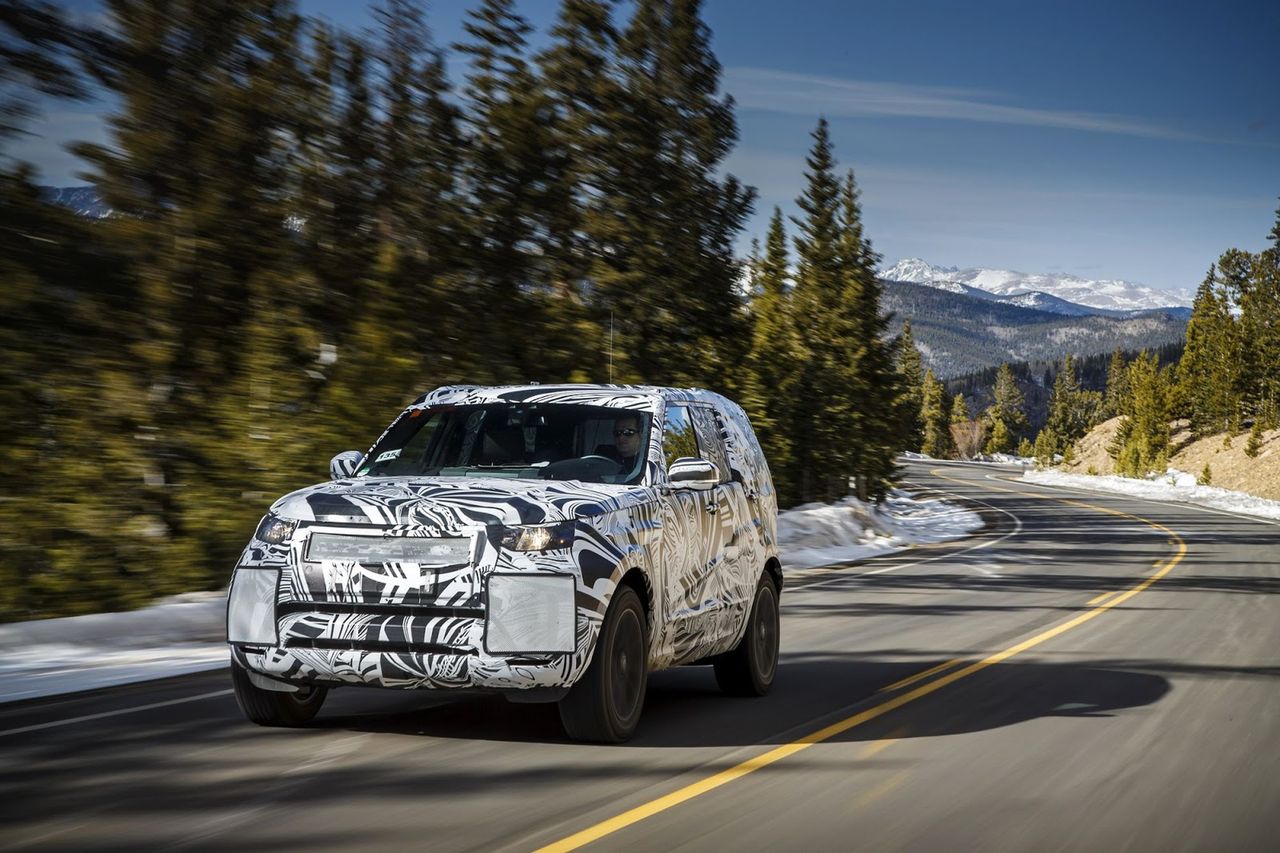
[535,469,1187,852]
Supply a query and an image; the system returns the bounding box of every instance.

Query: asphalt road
[4,461,1279,852]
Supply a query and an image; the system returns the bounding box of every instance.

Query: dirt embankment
[1060,417,1280,501]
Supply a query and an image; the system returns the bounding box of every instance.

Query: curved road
[4,461,1279,851]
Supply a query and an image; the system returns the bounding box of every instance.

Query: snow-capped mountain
[38,186,112,219]
[882,258,1193,314]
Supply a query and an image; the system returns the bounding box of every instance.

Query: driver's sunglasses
[613,428,639,437]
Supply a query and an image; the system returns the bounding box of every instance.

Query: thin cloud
[726,67,1201,141]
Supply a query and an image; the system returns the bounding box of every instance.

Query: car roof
[409,383,723,411]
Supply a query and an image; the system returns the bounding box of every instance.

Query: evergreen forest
[0,0,914,619]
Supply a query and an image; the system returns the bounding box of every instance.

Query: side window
[662,405,700,470]
[690,407,730,483]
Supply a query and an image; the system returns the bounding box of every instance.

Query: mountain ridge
[882,256,1193,314]
[882,279,1187,378]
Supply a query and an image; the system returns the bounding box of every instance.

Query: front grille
[277,601,484,620]
[284,637,477,655]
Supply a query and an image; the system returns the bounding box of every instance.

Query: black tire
[558,586,648,743]
[231,662,328,727]
[714,574,780,697]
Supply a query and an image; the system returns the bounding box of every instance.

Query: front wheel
[714,575,780,696]
[231,662,328,727]
[558,586,648,743]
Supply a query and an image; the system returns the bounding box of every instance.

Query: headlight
[254,514,297,546]
[500,521,575,552]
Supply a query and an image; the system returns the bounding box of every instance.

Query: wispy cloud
[725,67,1200,141]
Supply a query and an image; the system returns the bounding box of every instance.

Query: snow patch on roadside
[0,592,229,704]
[779,488,984,571]
[1023,468,1280,521]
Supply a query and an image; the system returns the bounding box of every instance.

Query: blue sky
[13,0,1280,292]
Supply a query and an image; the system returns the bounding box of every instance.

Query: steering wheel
[538,455,622,481]
[578,454,622,472]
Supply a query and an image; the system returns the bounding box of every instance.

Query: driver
[598,415,643,471]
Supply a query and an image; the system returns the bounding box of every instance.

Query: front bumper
[228,567,600,692]
[232,640,589,692]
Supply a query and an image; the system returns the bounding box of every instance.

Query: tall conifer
[920,369,949,457]
[984,363,1027,453]
[744,208,802,501]
[897,320,924,449]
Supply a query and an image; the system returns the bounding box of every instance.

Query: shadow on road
[303,652,1177,749]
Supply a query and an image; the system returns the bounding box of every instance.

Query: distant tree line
[903,204,1280,474]
[0,0,910,619]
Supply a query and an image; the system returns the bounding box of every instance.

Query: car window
[662,405,700,470]
[360,403,652,485]
[690,407,731,483]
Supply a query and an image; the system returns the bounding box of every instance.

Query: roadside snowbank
[779,488,984,571]
[0,592,229,703]
[0,488,983,703]
[1023,468,1280,522]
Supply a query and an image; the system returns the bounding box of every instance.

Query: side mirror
[330,451,365,480]
[667,457,718,491]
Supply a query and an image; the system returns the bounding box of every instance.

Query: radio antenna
[609,312,614,384]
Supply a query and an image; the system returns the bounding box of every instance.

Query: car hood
[269,476,653,528]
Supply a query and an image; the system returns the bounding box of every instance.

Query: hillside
[883,279,1187,378]
[1061,418,1280,502]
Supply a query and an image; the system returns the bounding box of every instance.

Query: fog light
[485,574,575,654]
[227,568,279,645]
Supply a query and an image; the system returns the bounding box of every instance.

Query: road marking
[1086,590,1122,606]
[0,689,233,738]
[535,469,1187,853]
[876,658,967,693]
[858,727,908,759]
[854,770,910,810]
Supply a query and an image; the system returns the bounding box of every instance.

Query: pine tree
[535,0,620,381]
[789,119,864,502]
[950,393,970,425]
[1103,348,1129,419]
[1178,265,1239,436]
[454,0,570,383]
[897,319,924,452]
[73,0,310,587]
[919,369,949,457]
[1269,196,1280,249]
[986,419,1011,456]
[1045,354,1097,447]
[1238,243,1280,428]
[373,0,465,266]
[293,24,382,343]
[1110,351,1170,477]
[839,168,899,498]
[743,208,802,502]
[1033,427,1058,466]
[573,0,755,388]
[1245,419,1264,458]
[984,363,1027,453]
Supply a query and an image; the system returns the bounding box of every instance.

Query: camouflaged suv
[227,384,781,742]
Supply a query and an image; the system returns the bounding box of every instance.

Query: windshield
[358,403,652,485]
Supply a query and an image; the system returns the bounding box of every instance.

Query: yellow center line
[534,468,1187,853]
[876,658,967,693]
